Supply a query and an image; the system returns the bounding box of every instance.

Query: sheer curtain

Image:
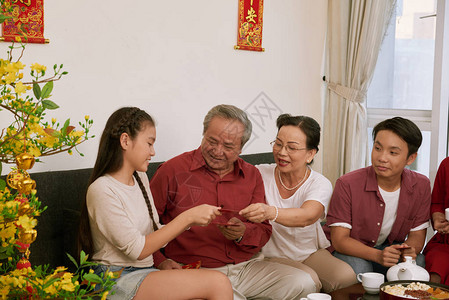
[322,0,396,185]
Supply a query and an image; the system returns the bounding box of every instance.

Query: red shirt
[430,157,449,216]
[324,166,431,248]
[150,147,271,268]
[425,157,449,248]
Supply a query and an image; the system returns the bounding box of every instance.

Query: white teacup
[357,272,384,294]
[445,207,449,221]
[300,293,331,300]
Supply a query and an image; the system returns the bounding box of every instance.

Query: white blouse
[257,164,332,262]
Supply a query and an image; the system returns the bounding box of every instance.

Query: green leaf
[0,179,5,191]
[0,14,12,24]
[83,273,102,284]
[34,265,43,277]
[41,80,54,99]
[42,99,59,110]
[61,118,70,136]
[80,250,88,265]
[66,252,79,269]
[33,82,41,99]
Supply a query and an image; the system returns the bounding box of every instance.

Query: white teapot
[386,256,430,281]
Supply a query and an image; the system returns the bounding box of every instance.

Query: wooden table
[330,283,381,300]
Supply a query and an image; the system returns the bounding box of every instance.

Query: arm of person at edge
[240,200,324,227]
[430,159,449,234]
[432,212,449,233]
[217,170,272,247]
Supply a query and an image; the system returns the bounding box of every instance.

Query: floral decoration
[0,2,116,299]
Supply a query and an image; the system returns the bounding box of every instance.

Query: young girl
[78,107,233,300]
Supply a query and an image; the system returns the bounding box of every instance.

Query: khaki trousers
[209,253,316,300]
[265,249,358,293]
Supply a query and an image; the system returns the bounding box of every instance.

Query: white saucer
[363,286,380,294]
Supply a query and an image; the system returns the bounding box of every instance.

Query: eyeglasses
[270,141,307,154]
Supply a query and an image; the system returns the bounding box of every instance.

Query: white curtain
[322,0,396,185]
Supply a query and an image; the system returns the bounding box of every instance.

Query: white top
[376,187,400,246]
[87,172,161,267]
[257,164,333,261]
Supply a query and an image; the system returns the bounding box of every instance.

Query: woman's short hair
[203,104,252,148]
[372,117,422,157]
[276,114,321,152]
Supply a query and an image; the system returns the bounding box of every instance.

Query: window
[367,0,448,181]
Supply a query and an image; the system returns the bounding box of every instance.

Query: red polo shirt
[324,166,431,248]
[150,147,271,268]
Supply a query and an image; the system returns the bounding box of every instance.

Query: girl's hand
[183,204,221,227]
[239,203,274,223]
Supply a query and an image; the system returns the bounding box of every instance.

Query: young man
[324,117,431,275]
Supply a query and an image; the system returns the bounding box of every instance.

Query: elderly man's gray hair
[203,104,252,148]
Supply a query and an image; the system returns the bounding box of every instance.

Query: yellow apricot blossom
[16,215,37,230]
[14,81,27,95]
[0,223,17,242]
[30,62,46,73]
[101,291,109,300]
[38,134,58,148]
[4,71,16,84]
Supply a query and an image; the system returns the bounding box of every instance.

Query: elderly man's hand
[217,217,246,241]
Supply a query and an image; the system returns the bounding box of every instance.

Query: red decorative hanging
[234,0,264,52]
[1,0,48,44]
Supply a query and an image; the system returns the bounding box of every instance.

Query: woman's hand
[182,204,221,227]
[239,203,275,223]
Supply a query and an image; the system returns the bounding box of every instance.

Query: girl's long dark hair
[78,107,159,257]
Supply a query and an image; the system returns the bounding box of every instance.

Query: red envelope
[211,209,241,226]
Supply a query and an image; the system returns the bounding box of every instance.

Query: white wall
[1,0,328,175]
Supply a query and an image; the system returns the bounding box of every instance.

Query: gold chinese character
[246,7,257,23]
[12,0,31,6]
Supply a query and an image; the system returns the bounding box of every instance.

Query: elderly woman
[423,157,449,285]
[240,114,357,293]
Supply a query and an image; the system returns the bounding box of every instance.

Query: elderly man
[150,104,315,299]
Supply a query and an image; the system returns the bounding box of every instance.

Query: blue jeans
[92,264,159,300]
[332,242,425,276]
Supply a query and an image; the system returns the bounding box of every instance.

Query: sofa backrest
[26,152,274,270]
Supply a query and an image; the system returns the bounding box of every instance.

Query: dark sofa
[27,152,274,271]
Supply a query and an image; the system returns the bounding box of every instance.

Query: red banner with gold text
[234,0,264,52]
[1,0,47,44]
